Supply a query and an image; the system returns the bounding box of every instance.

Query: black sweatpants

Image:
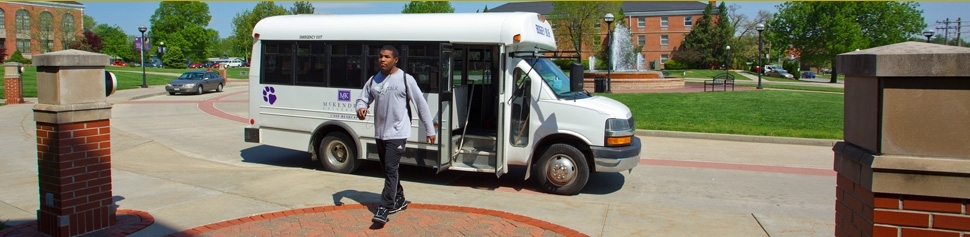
[376,139,406,209]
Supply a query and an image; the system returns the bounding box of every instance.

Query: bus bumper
[590,136,641,172]
[244,127,259,143]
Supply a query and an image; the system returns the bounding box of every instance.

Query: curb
[635,130,838,147]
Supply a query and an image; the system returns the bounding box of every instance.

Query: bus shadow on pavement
[238,146,626,195]
[239,145,317,169]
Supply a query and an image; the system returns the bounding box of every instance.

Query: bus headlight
[605,117,634,146]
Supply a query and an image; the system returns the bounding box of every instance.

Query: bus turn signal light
[606,136,632,146]
[513,34,521,42]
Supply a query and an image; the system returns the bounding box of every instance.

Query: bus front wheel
[536,144,589,195]
[318,132,359,173]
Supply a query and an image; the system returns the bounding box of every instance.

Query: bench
[704,73,735,92]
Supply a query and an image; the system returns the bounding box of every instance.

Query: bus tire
[536,144,589,195]
[319,132,359,173]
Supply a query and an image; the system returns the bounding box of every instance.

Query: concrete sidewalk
[0,84,836,236]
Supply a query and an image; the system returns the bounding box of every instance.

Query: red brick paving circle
[166,203,587,237]
[0,209,153,237]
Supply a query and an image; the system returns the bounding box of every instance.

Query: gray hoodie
[355,69,436,140]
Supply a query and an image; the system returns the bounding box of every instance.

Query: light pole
[157,42,166,68]
[725,45,731,77]
[756,23,765,89]
[604,13,614,93]
[138,25,148,88]
[922,29,935,43]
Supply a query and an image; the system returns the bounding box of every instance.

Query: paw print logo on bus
[262,86,277,105]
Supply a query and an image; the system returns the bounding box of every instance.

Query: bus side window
[510,68,530,147]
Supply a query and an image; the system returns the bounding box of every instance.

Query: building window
[661,54,669,63]
[61,14,76,50]
[638,17,645,29]
[0,9,5,31]
[17,39,31,54]
[685,16,693,26]
[661,17,668,27]
[638,35,645,46]
[661,35,669,46]
[40,12,54,53]
[16,10,30,53]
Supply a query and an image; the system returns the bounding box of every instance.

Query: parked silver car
[165,71,225,95]
[767,69,794,79]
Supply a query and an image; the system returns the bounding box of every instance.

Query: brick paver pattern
[169,203,586,237]
[0,209,154,237]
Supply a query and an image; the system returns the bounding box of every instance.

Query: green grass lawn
[602,90,844,139]
[662,69,744,79]
[109,66,252,79]
[1,66,182,98]
[3,66,843,140]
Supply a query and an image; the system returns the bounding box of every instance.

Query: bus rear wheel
[319,132,359,173]
[536,144,589,195]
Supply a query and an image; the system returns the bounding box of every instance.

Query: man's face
[379,49,398,72]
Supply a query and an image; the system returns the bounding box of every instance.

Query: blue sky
[84,1,968,40]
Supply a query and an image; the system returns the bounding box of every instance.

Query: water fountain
[583,24,685,92]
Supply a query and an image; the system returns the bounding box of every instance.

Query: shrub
[7,50,31,64]
[663,59,687,70]
[783,60,800,79]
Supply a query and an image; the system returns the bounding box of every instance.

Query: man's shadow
[331,189,387,229]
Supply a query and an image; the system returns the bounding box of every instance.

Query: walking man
[356,45,436,224]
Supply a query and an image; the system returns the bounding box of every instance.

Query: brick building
[490,1,710,70]
[0,1,84,60]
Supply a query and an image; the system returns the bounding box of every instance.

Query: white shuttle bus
[244,12,640,195]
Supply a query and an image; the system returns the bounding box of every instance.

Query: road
[0,84,836,236]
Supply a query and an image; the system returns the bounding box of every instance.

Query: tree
[676,3,715,68]
[162,46,187,69]
[548,2,621,65]
[768,2,925,83]
[401,1,454,13]
[69,30,104,52]
[83,14,97,32]
[290,1,314,14]
[229,1,289,61]
[714,2,732,69]
[93,24,135,62]
[150,1,214,64]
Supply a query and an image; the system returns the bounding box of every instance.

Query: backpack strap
[403,71,413,120]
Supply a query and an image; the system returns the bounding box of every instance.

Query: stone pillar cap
[32,50,110,67]
[837,42,970,77]
[4,62,23,66]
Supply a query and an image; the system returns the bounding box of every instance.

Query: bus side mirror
[569,62,584,93]
[104,71,117,97]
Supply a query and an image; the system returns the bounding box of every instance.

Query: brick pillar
[4,62,25,104]
[834,42,970,237]
[32,50,114,237]
[219,64,228,84]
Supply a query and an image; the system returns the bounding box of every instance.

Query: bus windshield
[530,58,589,99]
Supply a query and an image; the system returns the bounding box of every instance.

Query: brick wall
[0,2,84,59]
[35,120,114,237]
[4,77,24,104]
[836,174,876,237]
[873,193,970,237]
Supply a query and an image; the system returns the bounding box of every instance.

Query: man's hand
[426,135,436,145]
[357,108,368,120]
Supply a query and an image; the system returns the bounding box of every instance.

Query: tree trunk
[829,59,838,83]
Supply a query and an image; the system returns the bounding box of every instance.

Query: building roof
[9,1,85,9]
[489,1,711,16]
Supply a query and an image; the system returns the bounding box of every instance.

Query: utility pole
[943,18,950,45]
[958,18,963,47]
